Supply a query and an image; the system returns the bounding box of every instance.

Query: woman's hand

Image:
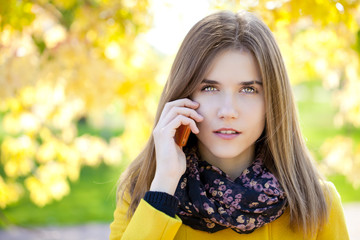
[150,98,203,195]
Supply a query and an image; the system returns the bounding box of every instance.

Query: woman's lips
[213,128,241,140]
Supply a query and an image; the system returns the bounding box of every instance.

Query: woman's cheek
[195,103,209,129]
[196,102,210,120]
[194,94,216,121]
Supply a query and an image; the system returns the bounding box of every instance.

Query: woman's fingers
[160,98,200,120]
[169,115,200,135]
[160,106,203,127]
[153,115,199,140]
[152,99,200,186]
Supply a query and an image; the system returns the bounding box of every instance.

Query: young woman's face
[191,49,265,161]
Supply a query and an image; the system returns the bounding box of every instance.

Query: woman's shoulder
[321,180,336,189]
[320,180,341,203]
[268,180,348,239]
[109,190,132,240]
[316,180,350,239]
[116,188,132,208]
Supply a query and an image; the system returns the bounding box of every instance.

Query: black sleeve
[143,191,179,218]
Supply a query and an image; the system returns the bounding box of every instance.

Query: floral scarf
[174,146,287,234]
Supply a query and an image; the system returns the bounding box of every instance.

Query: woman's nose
[217,95,239,119]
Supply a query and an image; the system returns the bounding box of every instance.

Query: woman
[110,10,349,239]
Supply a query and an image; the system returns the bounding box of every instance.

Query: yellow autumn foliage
[0,176,23,209]
[321,136,360,188]
[0,0,156,208]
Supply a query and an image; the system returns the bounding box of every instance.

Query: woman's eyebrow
[240,80,263,86]
[201,79,262,85]
[201,79,218,84]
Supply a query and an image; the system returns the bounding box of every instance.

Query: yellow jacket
[109,182,349,240]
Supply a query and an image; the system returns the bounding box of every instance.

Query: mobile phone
[175,125,191,147]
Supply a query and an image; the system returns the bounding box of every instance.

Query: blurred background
[0,0,360,239]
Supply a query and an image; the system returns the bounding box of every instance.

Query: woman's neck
[197,143,255,180]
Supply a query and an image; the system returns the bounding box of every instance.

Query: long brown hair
[117,10,330,236]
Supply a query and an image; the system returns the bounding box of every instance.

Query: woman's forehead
[203,49,261,83]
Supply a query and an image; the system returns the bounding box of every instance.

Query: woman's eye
[201,85,218,92]
[241,87,257,94]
